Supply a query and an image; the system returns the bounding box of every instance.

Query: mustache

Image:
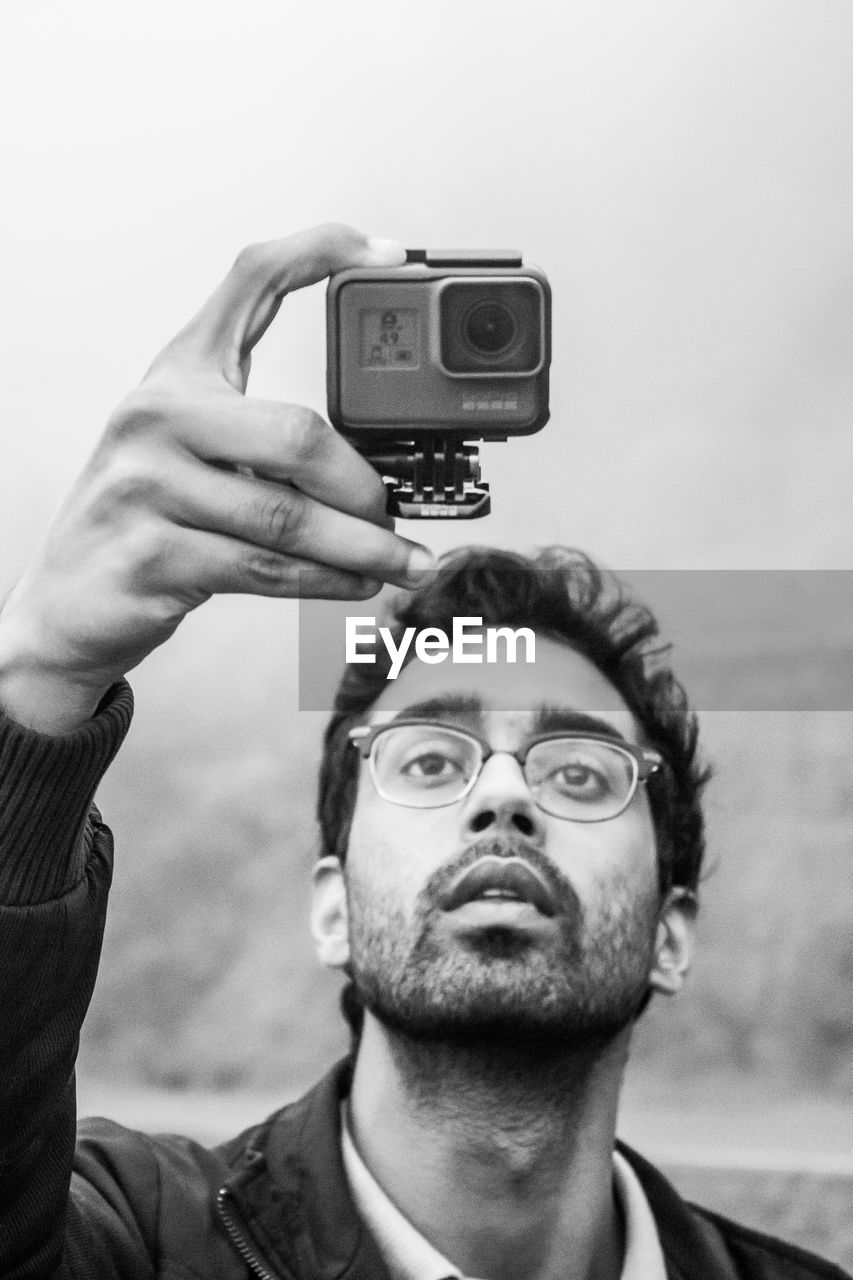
[418,834,582,921]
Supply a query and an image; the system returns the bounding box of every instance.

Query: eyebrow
[530,704,628,741]
[390,696,483,725]
[389,696,628,741]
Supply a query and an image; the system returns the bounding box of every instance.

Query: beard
[345,836,660,1051]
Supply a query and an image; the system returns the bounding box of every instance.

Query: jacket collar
[223,1057,738,1280]
[223,1058,390,1280]
[612,1142,739,1280]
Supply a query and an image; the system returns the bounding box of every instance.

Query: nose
[460,752,548,844]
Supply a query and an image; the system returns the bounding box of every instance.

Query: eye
[398,744,469,788]
[548,760,611,799]
[528,741,631,806]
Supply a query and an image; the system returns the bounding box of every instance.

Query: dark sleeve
[0,682,134,1279]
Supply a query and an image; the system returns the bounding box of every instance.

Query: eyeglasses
[349,720,662,823]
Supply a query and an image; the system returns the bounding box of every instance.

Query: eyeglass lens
[370,725,638,819]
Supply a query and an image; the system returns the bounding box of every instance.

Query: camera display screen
[360,308,420,369]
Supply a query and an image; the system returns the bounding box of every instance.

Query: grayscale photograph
[0,2,851,1277]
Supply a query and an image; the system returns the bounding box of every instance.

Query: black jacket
[0,685,849,1280]
[68,1059,852,1280]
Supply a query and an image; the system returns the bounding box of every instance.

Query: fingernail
[405,546,437,586]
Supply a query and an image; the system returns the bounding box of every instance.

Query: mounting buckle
[359,436,491,519]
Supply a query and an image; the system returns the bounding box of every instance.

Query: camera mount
[359,435,491,519]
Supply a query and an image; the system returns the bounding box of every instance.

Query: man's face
[316,637,673,1048]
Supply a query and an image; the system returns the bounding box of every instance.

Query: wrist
[0,616,110,735]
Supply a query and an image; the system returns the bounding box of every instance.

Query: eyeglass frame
[348,718,663,822]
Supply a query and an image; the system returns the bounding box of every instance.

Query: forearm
[0,683,133,1277]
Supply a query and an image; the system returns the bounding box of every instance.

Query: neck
[348,1016,631,1280]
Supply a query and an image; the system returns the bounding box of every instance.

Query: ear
[648,887,696,997]
[311,857,351,970]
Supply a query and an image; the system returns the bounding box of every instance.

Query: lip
[440,855,558,918]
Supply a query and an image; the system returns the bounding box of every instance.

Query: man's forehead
[367,635,643,742]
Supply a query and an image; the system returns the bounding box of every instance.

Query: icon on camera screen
[360,308,419,369]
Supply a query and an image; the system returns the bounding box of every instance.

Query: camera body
[327,250,550,517]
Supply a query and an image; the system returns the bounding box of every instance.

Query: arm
[0,224,432,1275]
[0,684,132,1277]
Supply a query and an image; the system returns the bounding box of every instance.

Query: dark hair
[316,546,712,1039]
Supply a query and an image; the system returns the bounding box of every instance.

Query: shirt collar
[341,1108,666,1280]
[612,1149,668,1280]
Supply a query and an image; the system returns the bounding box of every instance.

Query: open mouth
[441,855,558,918]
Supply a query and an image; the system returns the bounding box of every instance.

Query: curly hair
[316,546,712,1041]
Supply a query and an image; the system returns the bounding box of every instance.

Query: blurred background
[1,0,852,1267]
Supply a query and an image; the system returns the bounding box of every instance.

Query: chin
[353,961,649,1051]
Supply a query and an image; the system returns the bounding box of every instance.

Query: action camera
[327,249,551,518]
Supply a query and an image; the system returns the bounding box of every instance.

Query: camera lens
[440,280,543,375]
[462,302,517,355]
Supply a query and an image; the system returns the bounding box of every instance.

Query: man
[0,225,847,1280]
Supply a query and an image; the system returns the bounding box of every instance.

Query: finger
[156,224,406,386]
[170,528,384,601]
[160,458,433,590]
[160,392,394,526]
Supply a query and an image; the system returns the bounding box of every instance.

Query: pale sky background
[1,0,851,583]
